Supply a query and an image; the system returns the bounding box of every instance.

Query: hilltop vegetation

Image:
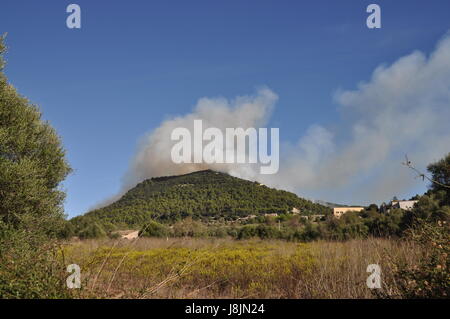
[69,155,450,250]
[70,170,331,234]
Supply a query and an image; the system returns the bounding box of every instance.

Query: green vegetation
[70,169,331,234]
[387,219,449,298]
[0,36,71,298]
[1,33,448,299]
[427,154,450,206]
[70,155,450,253]
[64,237,425,299]
[386,154,450,298]
[139,220,170,238]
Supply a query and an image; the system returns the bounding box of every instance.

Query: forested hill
[70,170,331,229]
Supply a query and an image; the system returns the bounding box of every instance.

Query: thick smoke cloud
[269,33,450,204]
[121,87,278,191]
[100,33,450,207]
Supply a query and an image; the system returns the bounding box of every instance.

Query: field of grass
[64,237,422,299]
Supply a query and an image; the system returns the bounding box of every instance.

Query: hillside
[70,170,331,230]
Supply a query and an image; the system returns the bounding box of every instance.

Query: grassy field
[64,237,422,299]
[64,238,418,298]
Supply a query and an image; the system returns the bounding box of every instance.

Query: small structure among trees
[333,207,365,218]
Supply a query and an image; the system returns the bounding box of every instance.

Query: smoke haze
[99,33,450,208]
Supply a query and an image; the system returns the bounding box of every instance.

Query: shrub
[256,225,281,239]
[172,217,207,237]
[140,220,170,238]
[0,221,70,298]
[237,226,258,240]
[78,223,107,239]
[387,220,449,298]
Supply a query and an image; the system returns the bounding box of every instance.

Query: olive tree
[0,35,71,232]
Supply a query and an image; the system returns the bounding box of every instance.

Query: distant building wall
[119,230,139,240]
[391,200,418,211]
[333,207,364,218]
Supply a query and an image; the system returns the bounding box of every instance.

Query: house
[333,207,364,218]
[114,230,140,240]
[390,200,418,211]
[122,230,139,240]
[291,207,300,214]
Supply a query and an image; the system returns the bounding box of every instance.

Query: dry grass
[64,237,423,299]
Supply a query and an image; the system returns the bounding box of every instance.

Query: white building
[333,207,365,218]
[391,200,418,211]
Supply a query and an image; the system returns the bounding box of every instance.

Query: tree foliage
[0,36,71,231]
[427,153,450,205]
[71,170,331,232]
[0,36,72,298]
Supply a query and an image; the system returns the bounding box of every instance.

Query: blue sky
[1,1,450,218]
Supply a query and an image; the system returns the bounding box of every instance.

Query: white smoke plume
[268,32,450,204]
[121,87,278,191]
[99,33,450,208]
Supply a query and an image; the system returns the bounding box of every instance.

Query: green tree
[237,225,258,240]
[427,153,450,205]
[0,36,72,298]
[381,154,450,298]
[78,222,107,239]
[140,220,169,237]
[0,36,71,231]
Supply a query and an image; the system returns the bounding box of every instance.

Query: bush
[256,225,281,239]
[172,217,207,237]
[139,220,169,238]
[388,220,449,298]
[108,232,121,239]
[207,226,228,238]
[237,226,258,240]
[366,209,405,237]
[78,223,107,239]
[0,221,70,298]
